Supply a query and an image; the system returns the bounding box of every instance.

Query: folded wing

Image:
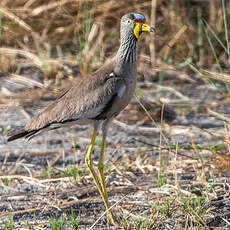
[7,64,124,141]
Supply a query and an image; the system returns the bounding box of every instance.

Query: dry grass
[0,0,229,78]
[0,133,230,229]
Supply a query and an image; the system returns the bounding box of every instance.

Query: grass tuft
[50,214,65,230]
[69,210,80,230]
[1,215,13,230]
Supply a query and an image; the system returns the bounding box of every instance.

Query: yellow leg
[98,135,114,223]
[85,130,114,224]
[98,135,109,206]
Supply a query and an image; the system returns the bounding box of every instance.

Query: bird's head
[121,13,155,40]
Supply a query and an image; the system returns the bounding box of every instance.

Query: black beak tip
[150,27,156,33]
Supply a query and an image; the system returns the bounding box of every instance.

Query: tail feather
[7,129,38,142]
[7,120,73,142]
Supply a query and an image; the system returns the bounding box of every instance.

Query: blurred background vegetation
[0,0,229,85]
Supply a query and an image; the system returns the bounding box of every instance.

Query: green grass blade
[157,35,222,93]
[222,0,230,61]
[204,26,230,94]
[202,18,229,55]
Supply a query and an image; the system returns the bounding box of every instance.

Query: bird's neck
[117,36,138,63]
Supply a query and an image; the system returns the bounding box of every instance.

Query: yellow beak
[134,22,155,39]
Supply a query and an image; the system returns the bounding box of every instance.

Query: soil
[0,68,230,229]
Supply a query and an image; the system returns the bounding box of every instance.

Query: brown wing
[7,60,125,141]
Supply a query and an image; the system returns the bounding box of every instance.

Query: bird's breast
[114,76,136,113]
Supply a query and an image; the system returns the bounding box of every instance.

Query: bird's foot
[106,211,120,226]
[106,211,115,226]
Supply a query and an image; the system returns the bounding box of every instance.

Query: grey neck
[117,35,138,63]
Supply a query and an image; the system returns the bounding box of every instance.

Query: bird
[7,13,155,224]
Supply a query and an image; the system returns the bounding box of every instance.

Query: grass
[44,167,53,179]
[121,214,152,229]
[69,210,80,230]
[103,163,112,175]
[121,216,128,229]
[50,214,65,230]
[0,0,229,76]
[64,165,78,180]
[95,136,103,147]
[119,189,209,229]
[49,211,80,230]
[222,0,230,61]
[150,194,207,229]
[42,165,85,180]
[198,0,230,95]
[3,178,10,186]
[1,215,13,230]
[204,24,230,94]
[72,139,79,149]
[0,133,229,228]
[157,168,167,187]
[157,158,168,187]
[182,196,207,228]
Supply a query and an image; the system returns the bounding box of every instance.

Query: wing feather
[7,59,127,141]
[25,63,124,131]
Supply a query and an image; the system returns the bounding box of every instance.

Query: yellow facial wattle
[133,23,142,39]
[133,22,155,39]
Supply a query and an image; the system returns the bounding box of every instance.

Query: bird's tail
[7,129,38,142]
[7,122,63,142]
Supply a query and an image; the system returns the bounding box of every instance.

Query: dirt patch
[1,69,230,229]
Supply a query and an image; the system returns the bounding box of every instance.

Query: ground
[1,68,230,229]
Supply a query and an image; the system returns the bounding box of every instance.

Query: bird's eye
[127,19,131,24]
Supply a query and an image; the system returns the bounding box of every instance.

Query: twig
[88,195,127,230]
[0,7,41,41]
[221,217,230,226]
[132,137,196,160]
